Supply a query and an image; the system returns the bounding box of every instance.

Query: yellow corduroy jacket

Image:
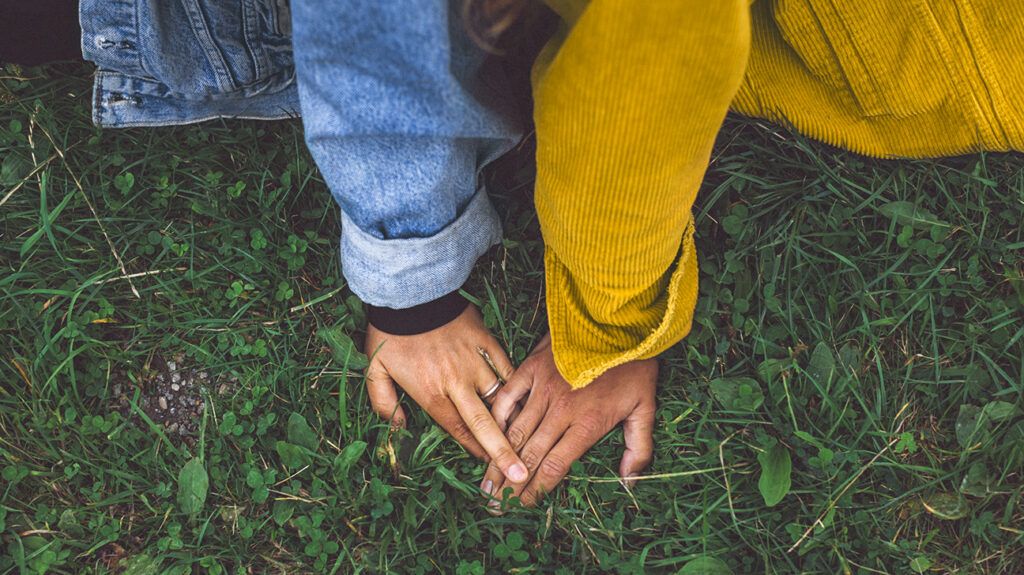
[534,0,1024,388]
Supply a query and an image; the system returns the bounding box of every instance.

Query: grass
[1,63,1022,574]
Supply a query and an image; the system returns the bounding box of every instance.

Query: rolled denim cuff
[340,188,502,308]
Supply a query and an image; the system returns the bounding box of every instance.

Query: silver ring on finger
[480,380,502,401]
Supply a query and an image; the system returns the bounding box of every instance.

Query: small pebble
[171,383,180,391]
[218,384,228,396]
[158,397,168,410]
[167,423,178,433]
[168,361,177,371]
[171,373,180,383]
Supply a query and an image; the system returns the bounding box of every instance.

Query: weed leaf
[275,441,312,469]
[319,326,369,370]
[955,405,990,449]
[678,555,732,574]
[0,153,30,186]
[334,440,367,481]
[710,377,764,412]
[177,458,208,517]
[806,343,836,386]
[287,412,319,451]
[921,492,969,520]
[272,500,295,526]
[756,359,791,384]
[983,400,1017,422]
[909,556,933,573]
[879,201,949,230]
[757,444,791,507]
[120,554,163,575]
[959,462,992,497]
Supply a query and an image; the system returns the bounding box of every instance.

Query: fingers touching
[490,365,532,432]
[451,385,529,483]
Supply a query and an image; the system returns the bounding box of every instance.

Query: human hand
[364,304,530,483]
[481,334,657,508]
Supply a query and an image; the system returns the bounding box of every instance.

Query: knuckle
[506,426,527,450]
[636,453,654,468]
[449,420,474,444]
[467,410,494,433]
[493,446,516,465]
[539,455,568,480]
[424,389,446,408]
[552,394,575,417]
[574,414,603,437]
[520,449,543,473]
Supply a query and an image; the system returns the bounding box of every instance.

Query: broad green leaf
[983,400,1017,422]
[757,444,792,507]
[878,201,948,230]
[506,531,524,551]
[245,468,264,488]
[806,343,836,386]
[275,441,312,469]
[119,555,163,575]
[334,440,367,481]
[677,555,732,575]
[955,404,990,449]
[57,509,84,537]
[177,458,208,517]
[251,485,269,504]
[793,430,822,448]
[837,343,861,373]
[318,326,369,370]
[0,154,30,186]
[922,492,969,520]
[721,214,745,236]
[910,556,933,573]
[756,358,791,384]
[959,462,991,497]
[286,412,318,451]
[436,465,475,497]
[709,377,764,412]
[272,500,294,526]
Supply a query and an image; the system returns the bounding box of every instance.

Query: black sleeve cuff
[366,290,470,336]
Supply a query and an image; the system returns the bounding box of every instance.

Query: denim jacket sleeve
[291,0,523,308]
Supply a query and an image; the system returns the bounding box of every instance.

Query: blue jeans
[80,0,523,307]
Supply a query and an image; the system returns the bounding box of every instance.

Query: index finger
[451,385,529,483]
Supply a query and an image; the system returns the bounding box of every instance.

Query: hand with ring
[480,334,657,508]
[364,304,530,484]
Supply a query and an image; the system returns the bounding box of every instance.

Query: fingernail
[481,479,493,494]
[508,463,528,483]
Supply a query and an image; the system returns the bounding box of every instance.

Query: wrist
[366,289,470,336]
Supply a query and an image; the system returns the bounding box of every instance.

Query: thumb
[619,402,655,488]
[366,363,407,428]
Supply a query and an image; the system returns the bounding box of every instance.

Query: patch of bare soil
[113,354,237,446]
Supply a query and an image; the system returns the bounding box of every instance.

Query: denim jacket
[81,0,523,308]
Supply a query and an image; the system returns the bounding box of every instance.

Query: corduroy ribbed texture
[535,0,1024,388]
[532,0,751,388]
[732,0,1024,156]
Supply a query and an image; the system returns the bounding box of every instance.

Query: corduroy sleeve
[532,0,751,387]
